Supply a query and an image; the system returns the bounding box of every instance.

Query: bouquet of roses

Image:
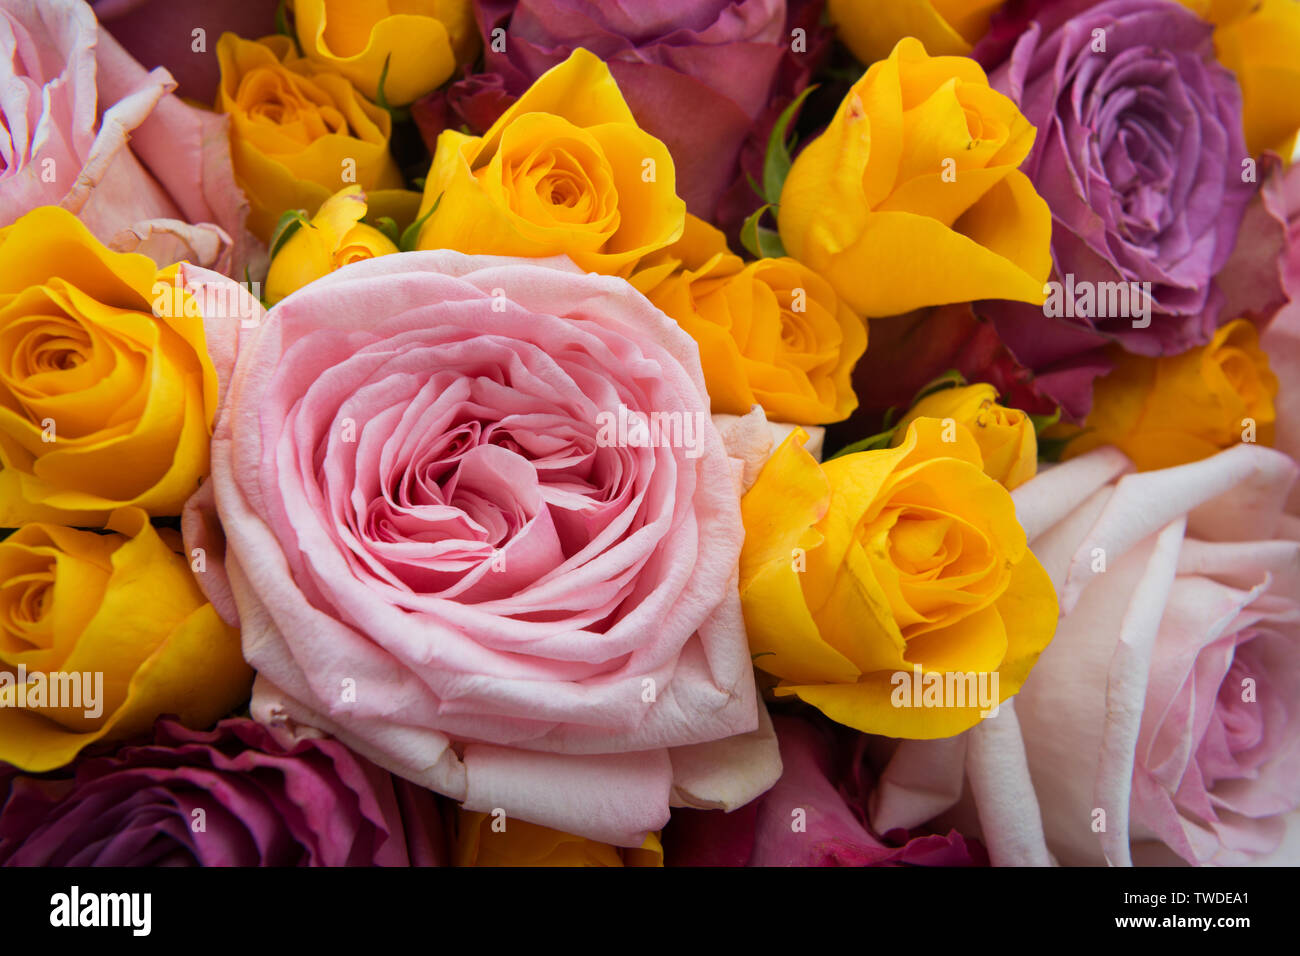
[0,0,1297,870]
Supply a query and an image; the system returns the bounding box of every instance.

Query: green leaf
[909,369,967,405]
[824,64,868,84]
[762,85,818,205]
[274,0,291,38]
[274,0,302,55]
[740,204,768,258]
[399,192,443,251]
[1037,433,1080,463]
[826,428,897,460]
[739,204,786,259]
[245,264,268,309]
[828,372,971,462]
[1026,406,1062,436]
[755,225,785,258]
[376,54,392,111]
[375,54,411,123]
[267,209,311,262]
[372,216,400,247]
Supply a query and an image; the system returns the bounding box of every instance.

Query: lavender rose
[416,0,795,220]
[0,718,447,866]
[974,0,1259,419]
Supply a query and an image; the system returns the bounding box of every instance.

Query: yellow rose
[739,418,1057,738]
[777,37,1052,318]
[1062,319,1278,471]
[0,508,251,772]
[216,33,408,241]
[893,383,1037,489]
[630,215,867,425]
[455,810,663,867]
[0,207,220,527]
[293,0,479,107]
[265,186,399,304]
[830,0,1004,63]
[416,48,685,277]
[1182,0,1300,158]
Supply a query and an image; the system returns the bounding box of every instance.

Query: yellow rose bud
[0,207,221,526]
[293,0,479,107]
[0,507,251,772]
[454,810,663,867]
[265,186,399,304]
[830,0,1003,63]
[739,419,1058,739]
[777,37,1052,318]
[216,33,407,241]
[893,383,1037,489]
[415,48,686,277]
[632,215,867,425]
[1182,0,1300,157]
[1063,319,1278,471]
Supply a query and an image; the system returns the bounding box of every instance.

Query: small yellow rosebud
[265,186,399,304]
[894,383,1038,489]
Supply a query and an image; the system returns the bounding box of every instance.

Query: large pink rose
[185,253,780,846]
[0,0,258,274]
[871,444,1300,866]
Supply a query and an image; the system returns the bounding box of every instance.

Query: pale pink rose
[0,0,259,275]
[181,253,780,847]
[870,445,1300,866]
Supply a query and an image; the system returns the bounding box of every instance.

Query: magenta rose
[415,0,796,220]
[664,715,988,867]
[0,718,447,866]
[973,0,1265,419]
[710,0,833,247]
[90,0,279,104]
[184,253,780,848]
[0,0,258,275]
[843,303,1061,420]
